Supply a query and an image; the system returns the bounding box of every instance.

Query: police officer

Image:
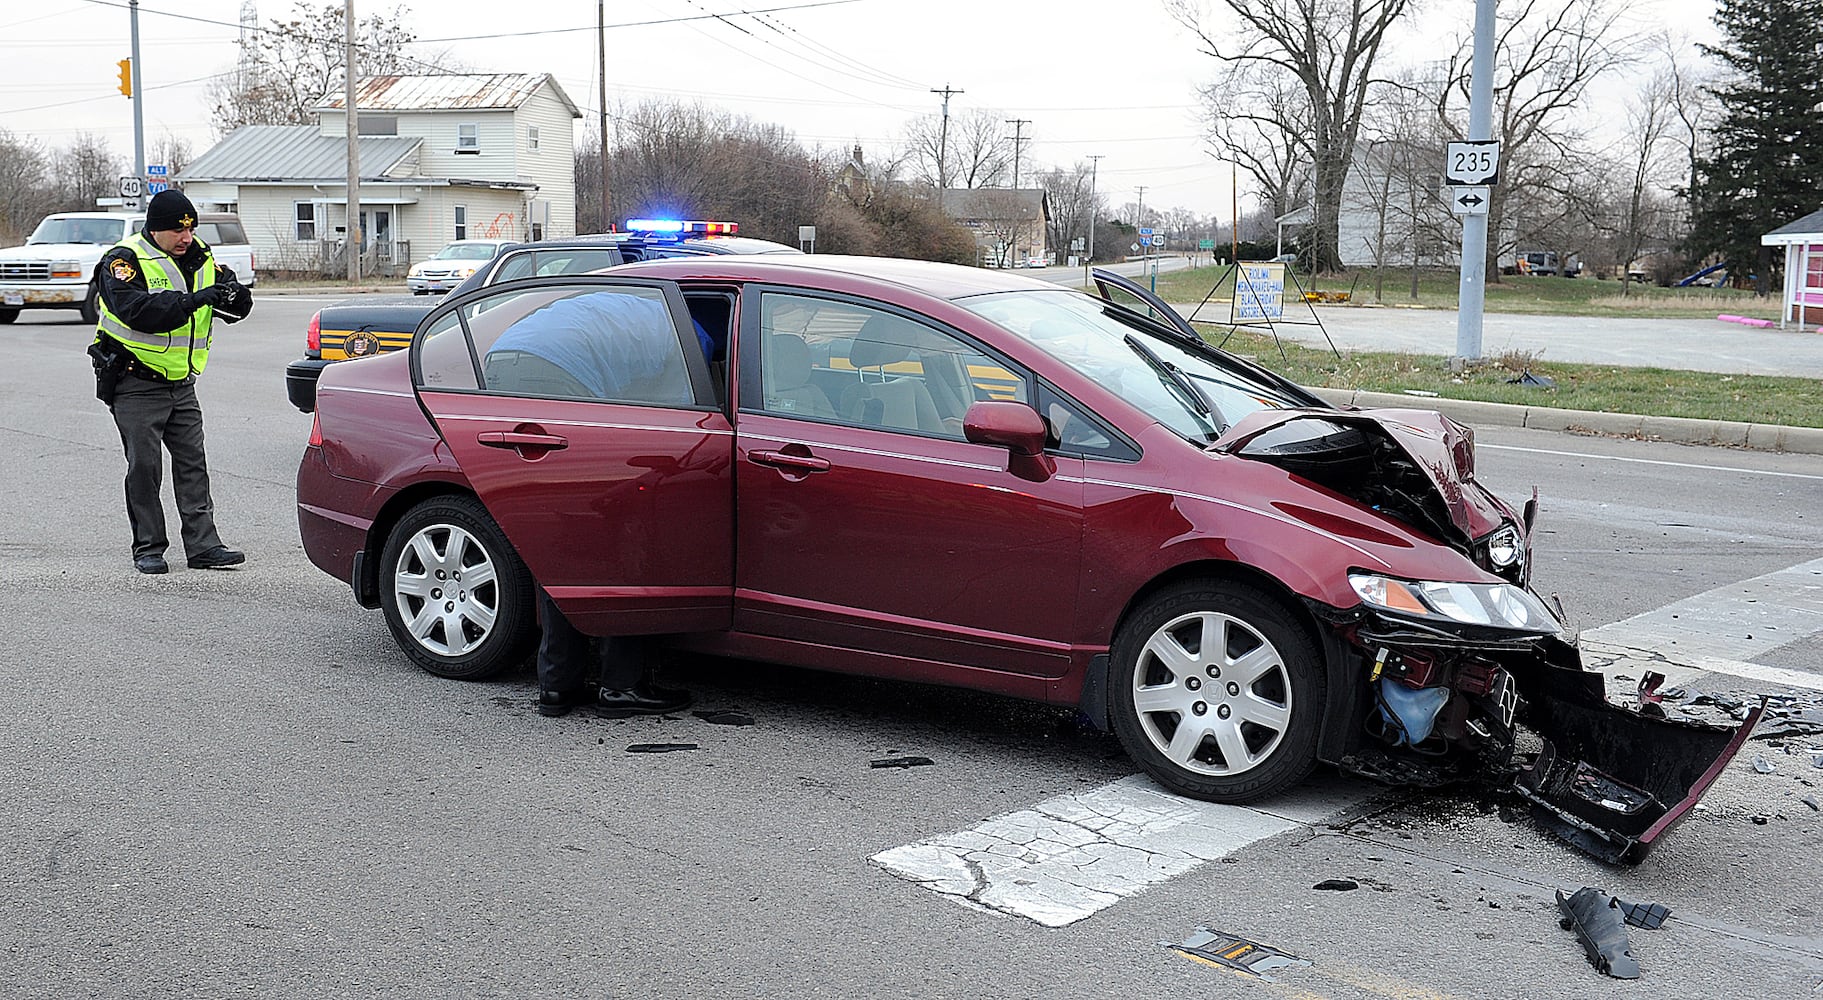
[92,189,254,575]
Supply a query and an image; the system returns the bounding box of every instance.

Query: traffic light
[117,58,132,98]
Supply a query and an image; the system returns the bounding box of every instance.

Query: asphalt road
[2,296,1820,999]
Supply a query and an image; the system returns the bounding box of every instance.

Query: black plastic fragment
[693,710,755,727]
[870,755,936,769]
[1557,887,1641,979]
[1507,369,1556,388]
[1614,898,1671,930]
[626,743,699,754]
[1312,879,1359,891]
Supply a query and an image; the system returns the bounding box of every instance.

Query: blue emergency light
[625,219,738,236]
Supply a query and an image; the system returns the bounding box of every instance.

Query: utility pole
[931,84,962,210]
[1085,154,1103,263]
[128,0,144,181]
[1454,0,1497,366]
[344,0,360,283]
[1005,118,1030,189]
[598,0,612,232]
[1135,186,1147,227]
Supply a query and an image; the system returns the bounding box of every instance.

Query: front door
[731,289,1084,677]
[412,277,733,635]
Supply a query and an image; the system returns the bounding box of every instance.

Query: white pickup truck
[0,210,256,325]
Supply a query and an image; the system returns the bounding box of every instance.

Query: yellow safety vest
[94,232,216,380]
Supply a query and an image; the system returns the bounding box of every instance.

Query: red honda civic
[297,255,1753,862]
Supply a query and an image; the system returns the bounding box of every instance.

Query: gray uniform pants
[110,376,224,560]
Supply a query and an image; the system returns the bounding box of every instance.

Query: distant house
[1761,208,1823,330]
[177,73,581,275]
[940,188,1049,267]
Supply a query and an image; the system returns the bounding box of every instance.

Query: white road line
[871,774,1373,928]
[1581,556,1823,693]
[1479,443,1823,481]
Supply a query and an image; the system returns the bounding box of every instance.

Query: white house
[177,73,580,275]
[1761,208,1823,330]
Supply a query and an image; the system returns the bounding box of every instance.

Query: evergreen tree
[1688,0,1823,292]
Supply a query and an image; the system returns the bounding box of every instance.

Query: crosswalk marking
[871,774,1373,927]
[1581,556,1823,694]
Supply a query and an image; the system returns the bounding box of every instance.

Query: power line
[412,0,862,43]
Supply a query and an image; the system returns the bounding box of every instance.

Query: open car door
[411,276,733,636]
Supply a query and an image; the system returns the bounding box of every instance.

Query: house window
[1807,246,1822,289]
[531,222,544,240]
[294,201,316,241]
[457,123,479,153]
[357,114,397,136]
[454,205,467,241]
[528,126,540,153]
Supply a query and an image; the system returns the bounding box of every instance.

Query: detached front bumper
[1511,662,1764,864]
[1336,606,1762,865]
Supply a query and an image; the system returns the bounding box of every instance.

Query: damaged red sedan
[297,257,1756,863]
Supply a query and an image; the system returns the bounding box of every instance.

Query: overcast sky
[5,0,1724,220]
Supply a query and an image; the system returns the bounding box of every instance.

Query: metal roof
[940,188,1048,222]
[176,126,421,182]
[315,73,580,117]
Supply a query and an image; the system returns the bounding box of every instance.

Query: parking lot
[3,296,1821,998]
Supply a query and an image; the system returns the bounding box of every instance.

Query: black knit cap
[145,189,199,232]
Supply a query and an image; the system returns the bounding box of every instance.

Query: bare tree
[148,132,194,176]
[1197,69,1312,220]
[1038,164,1096,257]
[1435,0,1638,279]
[1172,0,1414,272]
[51,133,121,214]
[0,130,52,244]
[205,2,420,136]
[903,109,1011,191]
[1599,68,1683,292]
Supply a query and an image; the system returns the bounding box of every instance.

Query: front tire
[78,283,100,325]
[378,495,536,680]
[0,308,17,324]
[1109,580,1324,803]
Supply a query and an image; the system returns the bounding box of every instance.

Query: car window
[458,286,693,405]
[961,288,1301,445]
[197,220,247,245]
[417,311,480,390]
[751,292,1026,439]
[1036,383,1138,461]
[489,248,623,285]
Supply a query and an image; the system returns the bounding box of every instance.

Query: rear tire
[1109,580,1324,803]
[77,283,100,325]
[378,495,536,680]
[0,308,16,324]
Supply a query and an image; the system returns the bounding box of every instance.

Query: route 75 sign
[1444,140,1501,186]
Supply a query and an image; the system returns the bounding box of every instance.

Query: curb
[1309,387,1823,456]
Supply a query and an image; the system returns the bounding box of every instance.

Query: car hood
[1213,406,1511,553]
[0,241,102,259]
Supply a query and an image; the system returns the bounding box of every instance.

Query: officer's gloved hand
[187,284,232,310]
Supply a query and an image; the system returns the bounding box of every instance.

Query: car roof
[607,253,1062,301]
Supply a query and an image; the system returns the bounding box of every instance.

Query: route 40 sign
[1444,140,1501,186]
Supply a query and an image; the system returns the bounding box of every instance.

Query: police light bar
[625,219,738,236]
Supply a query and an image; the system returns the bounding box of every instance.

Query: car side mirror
[963,400,1056,483]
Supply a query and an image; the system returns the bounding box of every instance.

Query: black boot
[593,677,693,719]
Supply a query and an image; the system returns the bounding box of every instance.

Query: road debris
[1755,756,1777,774]
[625,743,699,754]
[1312,878,1359,891]
[1167,928,1311,982]
[1615,898,1672,930]
[692,709,755,726]
[1557,887,1642,979]
[870,756,936,769]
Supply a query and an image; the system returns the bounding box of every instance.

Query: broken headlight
[1349,573,1561,634]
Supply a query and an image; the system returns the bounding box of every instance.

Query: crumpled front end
[1221,406,1758,864]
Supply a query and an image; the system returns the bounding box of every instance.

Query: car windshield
[28,218,125,245]
[958,289,1301,445]
[436,243,500,260]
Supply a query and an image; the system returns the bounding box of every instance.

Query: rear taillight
[308,412,322,447]
[305,310,322,355]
